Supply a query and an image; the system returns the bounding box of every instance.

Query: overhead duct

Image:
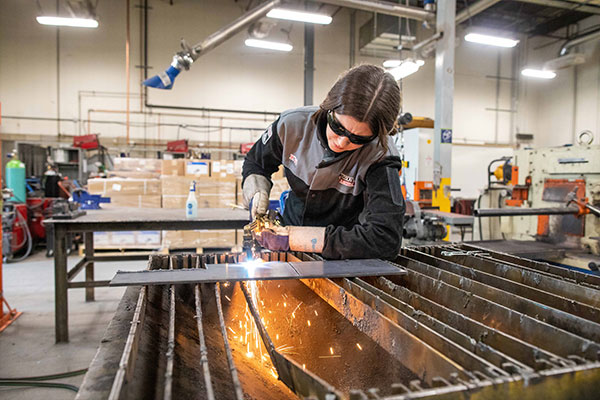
[310,0,435,22]
[560,27,600,56]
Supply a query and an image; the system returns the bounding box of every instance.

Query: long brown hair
[313,64,401,150]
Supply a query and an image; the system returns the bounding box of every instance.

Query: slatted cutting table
[44,207,249,343]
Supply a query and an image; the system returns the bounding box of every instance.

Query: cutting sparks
[307,320,311,327]
[356,343,363,350]
[330,347,334,355]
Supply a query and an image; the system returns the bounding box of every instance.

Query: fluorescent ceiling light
[267,8,332,24]
[387,60,421,80]
[464,33,518,48]
[245,38,293,52]
[37,16,98,28]
[521,68,556,79]
[384,59,424,69]
[383,59,401,68]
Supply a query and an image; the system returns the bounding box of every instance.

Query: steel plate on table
[109,259,406,286]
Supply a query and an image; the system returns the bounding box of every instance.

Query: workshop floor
[0,250,147,400]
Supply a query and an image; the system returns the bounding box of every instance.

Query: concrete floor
[0,250,147,400]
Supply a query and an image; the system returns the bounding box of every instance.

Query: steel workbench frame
[45,208,248,343]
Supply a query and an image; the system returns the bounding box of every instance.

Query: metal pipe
[191,0,281,58]
[125,0,131,145]
[456,0,501,24]
[516,0,600,15]
[474,206,580,217]
[560,27,600,56]
[310,0,435,22]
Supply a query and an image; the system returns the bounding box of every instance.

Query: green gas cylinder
[6,156,26,202]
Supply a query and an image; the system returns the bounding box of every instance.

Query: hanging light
[385,59,424,80]
[36,16,98,28]
[521,68,556,79]
[266,8,332,25]
[244,38,293,52]
[464,33,519,48]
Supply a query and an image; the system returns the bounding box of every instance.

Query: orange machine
[414,181,434,206]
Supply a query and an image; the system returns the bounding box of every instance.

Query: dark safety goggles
[327,110,377,145]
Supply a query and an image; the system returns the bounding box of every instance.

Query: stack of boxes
[87,157,290,250]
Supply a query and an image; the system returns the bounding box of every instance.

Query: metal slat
[163,258,177,400]
[403,249,600,343]
[214,283,244,400]
[107,286,147,400]
[460,243,600,289]
[301,277,473,385]
[337,277,510,377]
[365,276,558,370]
[432,246,600,311]
[240,282,343,399]
[350,277,533,374]
[394,255,600,362]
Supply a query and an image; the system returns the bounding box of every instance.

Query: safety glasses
[326,110,377,145]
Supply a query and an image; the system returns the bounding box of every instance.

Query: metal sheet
[110,259,406,286]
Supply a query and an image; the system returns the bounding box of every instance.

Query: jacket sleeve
[322,157,405,260]
[242,118,283,185]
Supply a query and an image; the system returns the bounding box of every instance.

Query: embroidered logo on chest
[338,173,355,188]
[289,153,298,166]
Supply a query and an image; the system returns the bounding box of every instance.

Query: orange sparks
[302,364,306,370]
[356,343,363,351]
[330,347,334,355]
[307,320,311,327]
[314,310,318,316]
[224,295,231,302]
[276,334,279,340]
[228,327,236,334]
[270,368,278,378]
[283,302,287,308]
[246,351,254,359]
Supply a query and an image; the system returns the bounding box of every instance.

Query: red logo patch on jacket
[289,154,298,165]
[338,173,355,187]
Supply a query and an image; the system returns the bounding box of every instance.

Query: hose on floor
[0,368,87,393]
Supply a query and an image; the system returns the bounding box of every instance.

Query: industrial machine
[400,128,434,206]
[76,246,600,399]
[475,143,600,270]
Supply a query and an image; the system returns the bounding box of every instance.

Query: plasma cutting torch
[242,209,283,260]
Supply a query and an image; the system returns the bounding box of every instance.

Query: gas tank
[6,157,26,202]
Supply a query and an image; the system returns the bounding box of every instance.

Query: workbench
[45,207,248,343]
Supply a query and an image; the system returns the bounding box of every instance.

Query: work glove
[255,225,290,252]
[254,226,326,253]
[242,174,272,218]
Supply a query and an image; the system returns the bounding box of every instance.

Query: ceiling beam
[514,0,600,15]
[456,0,502,24]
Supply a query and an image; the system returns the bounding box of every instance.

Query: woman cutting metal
[242,64,405,260]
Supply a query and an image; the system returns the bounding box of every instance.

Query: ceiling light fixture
[266,8,332,25]
[245,38,293,52]
[386,59,422,80]
[36,16,98,28]
[521,68,556,79]
[464,33,518,48]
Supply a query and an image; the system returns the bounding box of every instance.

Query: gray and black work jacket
[242,106,405,260]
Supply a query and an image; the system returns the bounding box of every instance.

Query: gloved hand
[254,225,326,253]
[242,174,273,218]
[255,225,290,251]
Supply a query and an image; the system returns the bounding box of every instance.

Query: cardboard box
[161,159,186,176]
[107,171,161,179]
[161,176,228,209]
[162,230,237,249]
[103,195,161,209]
[185,160,210,177]
[94,231,161,249]
[113,158,161,172]
[88,178,161,196]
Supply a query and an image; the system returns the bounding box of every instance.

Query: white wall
[520,15,600,147]
[2,0,518,145]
